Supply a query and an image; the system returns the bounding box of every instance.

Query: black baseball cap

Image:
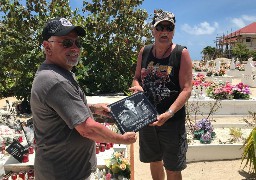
[42,17,85,40]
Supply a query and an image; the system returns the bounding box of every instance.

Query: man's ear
[43,41,52,55]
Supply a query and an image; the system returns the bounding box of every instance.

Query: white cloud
[242,15,256,21]
[231,15,256,28]
[231,18,246,28]
[181,22,218,35]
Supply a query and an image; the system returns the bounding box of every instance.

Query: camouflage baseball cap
[152,9,176,27]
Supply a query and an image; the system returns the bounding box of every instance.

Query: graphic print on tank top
[141,61,179,106]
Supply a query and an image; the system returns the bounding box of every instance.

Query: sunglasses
[155,24,174,32]
[48,39,82,48]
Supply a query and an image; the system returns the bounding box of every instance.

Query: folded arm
[130,47,144,93]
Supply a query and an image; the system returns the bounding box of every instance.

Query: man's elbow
[75,117,98,138]
[187,91,192,98]
[181,86,192,98]
[80,130,95,139]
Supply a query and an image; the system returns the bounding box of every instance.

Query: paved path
[133,144,253,180]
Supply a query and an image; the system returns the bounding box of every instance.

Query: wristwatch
[167,108,174,117]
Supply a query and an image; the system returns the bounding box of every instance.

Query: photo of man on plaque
[118,99,141,126]
[116,97,153,128]
[108,92,158,134]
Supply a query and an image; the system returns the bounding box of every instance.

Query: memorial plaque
[6,141,28,163]
[108,92,157,134]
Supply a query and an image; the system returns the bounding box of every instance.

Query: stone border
[187,123,253,162]
[187,144,243,162]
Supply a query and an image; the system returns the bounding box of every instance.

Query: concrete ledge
[187,144,243,162]
[188,98,255,115]
[87,96,126,104]
[186,123,252,162]
[86,95,256,115]
[205,76,238,84]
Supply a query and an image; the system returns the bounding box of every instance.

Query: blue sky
[139,0,256,60]
[69,0,256,60]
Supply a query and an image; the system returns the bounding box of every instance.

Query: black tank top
[141,44,186,122]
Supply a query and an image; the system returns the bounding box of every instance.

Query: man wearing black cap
[30,17,137,180]
[130,10,192,180]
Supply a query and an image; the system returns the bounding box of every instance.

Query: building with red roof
[216,22,256,58]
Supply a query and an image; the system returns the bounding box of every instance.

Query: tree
[0,0,152,100]
[201,46,216,60]
[0,0,80,100]
[232,43,250,62]
[249,50,256,61]
[77,0,152,94]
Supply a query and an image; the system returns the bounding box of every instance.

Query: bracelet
[166,109,174,117]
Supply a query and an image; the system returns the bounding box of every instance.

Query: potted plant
[193,118,216,144]
[241,127,256,174]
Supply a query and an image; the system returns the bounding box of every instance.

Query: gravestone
[226,57,242,78]
[215,60,221,72]
[241,57,256,87]
[230,57,236,70]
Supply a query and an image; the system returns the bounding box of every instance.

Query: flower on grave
[192,74,213,98]
[206,81,233,100]
[214,68,226,76]
[235,64,245,71]
[192,73,214,88]
[206,82,251,100]
[105,151,131,179]
[206,71,213,77]
[200,131,212,143]
[193,118,216,144]
[232,82,250,99]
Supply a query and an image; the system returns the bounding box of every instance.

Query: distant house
[216,22,256,58]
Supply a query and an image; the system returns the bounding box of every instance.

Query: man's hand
[121,132,137,144]
[129,85,143,94]
[150,112,172,126]
[90,103,111,117]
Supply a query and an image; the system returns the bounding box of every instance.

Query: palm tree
[201,46,216,60]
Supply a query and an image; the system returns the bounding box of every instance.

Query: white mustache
[67,52,79,57]
[160,34,168,37]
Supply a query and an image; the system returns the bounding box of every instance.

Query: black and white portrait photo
[108,92,157,134]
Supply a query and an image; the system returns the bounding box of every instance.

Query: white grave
[241,57,256,87]
[215,60,221,72]
[226,57,243,77]
[230,57,236,70]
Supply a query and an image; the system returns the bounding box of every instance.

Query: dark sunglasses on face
[48,39,82,48]
[155,24,174,32]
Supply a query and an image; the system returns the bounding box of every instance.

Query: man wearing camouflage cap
[130,9,192,180]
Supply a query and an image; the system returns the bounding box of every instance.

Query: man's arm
[75,117,136,144]
[129,47,144,93]
[171,48,193,112]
